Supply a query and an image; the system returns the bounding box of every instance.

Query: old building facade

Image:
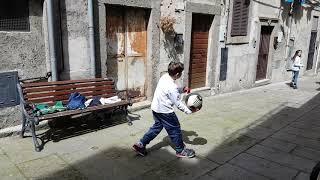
[0,0,319,128]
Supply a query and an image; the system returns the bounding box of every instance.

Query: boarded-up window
[0,0,30,31]
[231,0,250,36]
[0,71,19,108]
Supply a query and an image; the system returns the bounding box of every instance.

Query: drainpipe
[88,0,96,78]
[285,2,294,60]
[47,0,58,81]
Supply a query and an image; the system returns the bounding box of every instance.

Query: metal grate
[0,17,30,31]
[0,0,30,31]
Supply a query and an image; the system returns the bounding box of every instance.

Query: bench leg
[29,120,42,152]
[21,114,27,138]
[126,109,133,126]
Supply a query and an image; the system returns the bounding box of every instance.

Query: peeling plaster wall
[0,0,46,79]
[159,0,221,88]
[0,0,46,129]
[60,0,91,80]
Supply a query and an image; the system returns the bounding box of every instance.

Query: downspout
[88,0,96,78]
[285,2,294,60]
[47,0,58,81]
[224,0,231,47]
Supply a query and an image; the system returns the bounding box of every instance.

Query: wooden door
[106,6,147,97]
[307,32,317,70]
[256,26,273,81]
[189,14,213,89]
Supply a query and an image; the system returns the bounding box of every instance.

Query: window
[231,0,250,37]
[0,0,30,31]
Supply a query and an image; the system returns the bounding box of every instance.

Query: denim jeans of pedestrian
[140,111,184,153]
[292,70,299,86]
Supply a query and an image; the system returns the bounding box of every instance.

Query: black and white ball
[185,93,203,112]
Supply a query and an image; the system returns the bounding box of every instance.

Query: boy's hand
[183,87,191,94]
[190,107,200,113]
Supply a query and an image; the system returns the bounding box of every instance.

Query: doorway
[189,14,213,89]
[256,26,274,81]
[106,5,148,98]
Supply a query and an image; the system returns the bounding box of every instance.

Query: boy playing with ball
[132,61,196,158]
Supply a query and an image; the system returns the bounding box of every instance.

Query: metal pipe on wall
[47,0,58,81]
[285,2,294,60]
[88,0,96,78]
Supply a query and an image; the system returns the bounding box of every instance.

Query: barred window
[0,0,30,31]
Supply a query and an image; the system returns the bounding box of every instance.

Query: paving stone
[260,138,297,153]
[133,157,219,180]
[289,121,320,131]
[259,118,292,131]
[0,155,26,179]
[294,172,310,180]
[229,153,298,180]
[205,135,258,164]
[17,154,86,179]
[281,126,320,140]
[0,137,52,164]
[245,125,276,140]
[292,146,320,161]
[294,117,320,127]
[195,173,215,180]
[0,147,4,155]
[272,131,320,151]
[206,163,270,180]
[60,147,140,180]
[42,136,93,155]
[246,144,316,172]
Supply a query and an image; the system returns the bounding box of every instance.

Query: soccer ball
[185,93,203,112]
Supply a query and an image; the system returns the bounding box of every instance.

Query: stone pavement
[1,76,320,180]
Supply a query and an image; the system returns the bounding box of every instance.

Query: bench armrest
[117,90,133,106]
[17,83,36,120]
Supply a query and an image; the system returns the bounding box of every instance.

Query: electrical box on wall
[0,71,19,108]
[219,25,226,42]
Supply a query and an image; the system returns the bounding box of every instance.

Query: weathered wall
[60,0,91,80]
[159,0,185,80]
[0,0,46,129]
[0,0,46,79]
[159,0,221,88]
[217,0,320,93]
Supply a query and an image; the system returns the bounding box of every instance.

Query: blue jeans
[140,111,184,153]
[292,70,299,86]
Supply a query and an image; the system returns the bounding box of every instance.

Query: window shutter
[231,0,250,37]
[231,0,242,36]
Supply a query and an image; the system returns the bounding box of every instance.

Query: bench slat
[23,82,114,93]
[25,87,116,99]
[38,100,129,120]
[21,78,113,88]
[26,92,117,104]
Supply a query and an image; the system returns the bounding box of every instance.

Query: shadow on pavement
[26,111,141,150]
[24,91,320,180]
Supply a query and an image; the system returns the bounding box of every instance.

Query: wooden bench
[16,78,132,152]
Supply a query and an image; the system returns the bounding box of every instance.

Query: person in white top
[132,61,196,158]
[290,50,304,89]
